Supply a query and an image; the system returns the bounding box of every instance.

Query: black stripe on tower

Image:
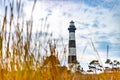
[69,40,76,47]
[68,55,76,63]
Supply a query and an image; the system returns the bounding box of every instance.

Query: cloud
[82,0,120,10]
[92,20,99,28]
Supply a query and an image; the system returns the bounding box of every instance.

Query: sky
[0,0,120,71]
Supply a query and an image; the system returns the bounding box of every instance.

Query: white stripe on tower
[69,48,76,55]
[68,20,76,64]
[69,32,75,40]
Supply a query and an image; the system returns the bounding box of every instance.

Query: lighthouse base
[68,55,76,63]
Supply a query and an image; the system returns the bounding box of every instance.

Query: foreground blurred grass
[0,0,120,80]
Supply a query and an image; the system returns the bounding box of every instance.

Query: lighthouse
[68,20,77,64]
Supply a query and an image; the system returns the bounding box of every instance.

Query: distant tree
[105,59,120,71]
[105,59,111,64]
[88,60,103,73]
[113,60,120,68]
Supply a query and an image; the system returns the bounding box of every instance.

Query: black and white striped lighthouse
[68,20,77,64]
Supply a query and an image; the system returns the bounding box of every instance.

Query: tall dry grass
[0,0,69,80]
[0,0,120,80]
